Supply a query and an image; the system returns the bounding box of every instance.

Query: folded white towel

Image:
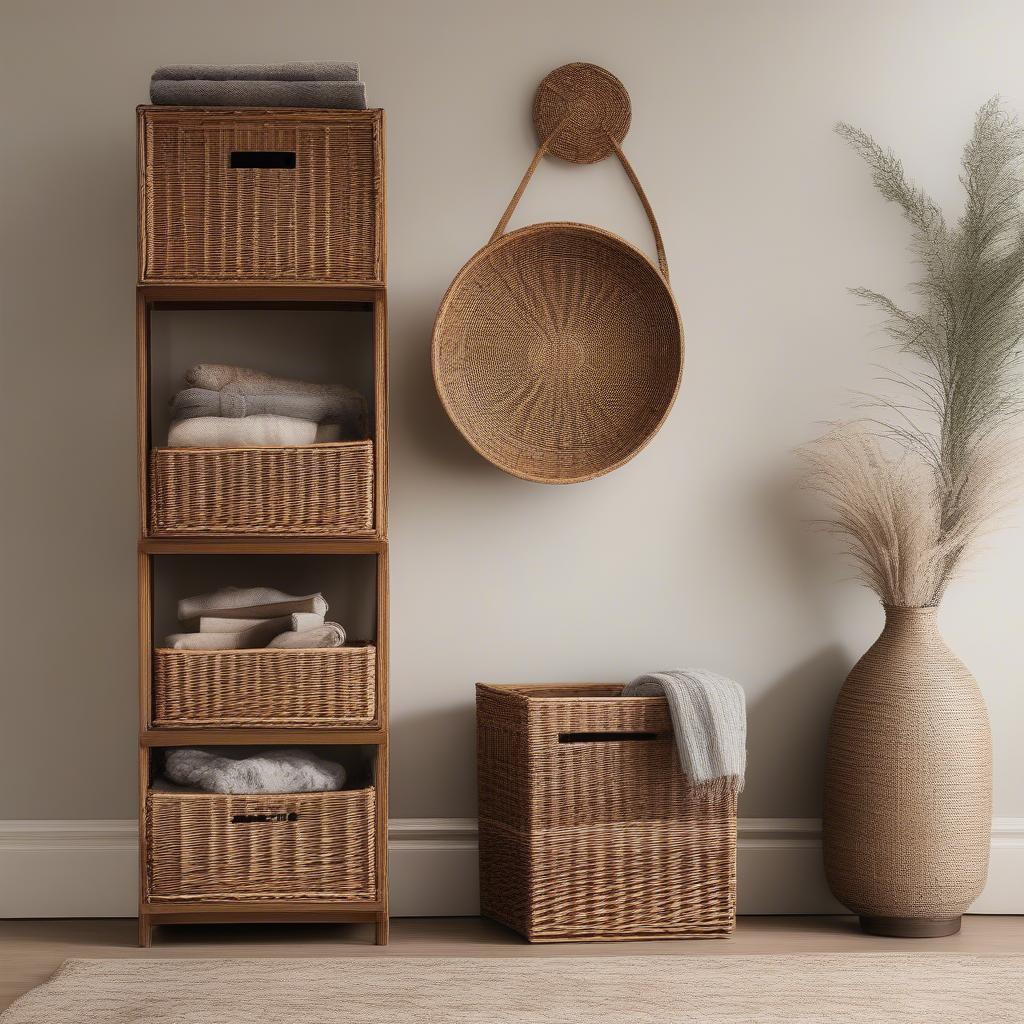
[178,587,328,623]
[164,748,347,794]
[267,622,347,649]
[198,612,324,634]
[167,416,341,448]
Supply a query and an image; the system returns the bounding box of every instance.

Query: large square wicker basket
[476,683,737,942]
[145,786,376,903]
[138,107,384,284]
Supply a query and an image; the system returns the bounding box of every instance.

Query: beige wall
[2,0,1023,822]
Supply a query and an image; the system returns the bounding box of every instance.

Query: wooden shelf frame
[136,113,390,948]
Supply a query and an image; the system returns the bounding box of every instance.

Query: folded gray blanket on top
[184,366,369,438]
[178,586,328,623]
[623,669,746,797]
[164,747,346,794]
[171,387,366,438]
[152,62,359,82]
[150,79,367,109]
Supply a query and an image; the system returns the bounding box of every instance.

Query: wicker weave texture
[140,108,382,282]
[434,224,682,484]
[533,63,631,165]
[823,606,992,920]
[152,646,376,728]
[146,787,376,903]
[476,684,736,942]
[149,441,374,536]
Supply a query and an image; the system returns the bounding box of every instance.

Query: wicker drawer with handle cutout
[146,786,376,902]
[139,107,383,284]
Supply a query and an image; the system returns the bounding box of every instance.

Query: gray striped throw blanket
[623,669,746,796]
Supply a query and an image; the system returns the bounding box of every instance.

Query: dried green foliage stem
[804,99,1024,607]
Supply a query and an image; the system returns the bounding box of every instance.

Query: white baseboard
[1,818,1021,918]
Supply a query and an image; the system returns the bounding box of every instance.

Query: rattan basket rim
[432,220,684,485]
[154,643,374,655]
[139,104,385,116]
[148,784,375,800]
[152,441,370,455]
[477,682,669,703]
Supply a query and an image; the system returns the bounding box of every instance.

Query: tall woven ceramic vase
[823,605,992,937]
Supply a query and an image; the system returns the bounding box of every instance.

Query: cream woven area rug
[2,955,1021,1023]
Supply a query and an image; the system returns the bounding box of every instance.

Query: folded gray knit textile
[178,587,328,623]
[171,387,366,438]
[164,748,346,794]
[267,621,347,649]
[150,79,367,109]
[152,62,359,82]
[623,669,746,796]
[184,366,369,438]
[187,364,364,402]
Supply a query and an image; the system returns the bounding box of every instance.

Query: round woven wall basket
[432,64,683,484]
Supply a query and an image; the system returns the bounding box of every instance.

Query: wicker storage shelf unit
[139,108,383,284]
[148,441,374,536]
[146,786,376,903]
[477,683,737,942]
[152,645,376,728]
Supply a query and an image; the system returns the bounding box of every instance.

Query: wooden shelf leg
[374,912,389,945]
[138,914,153,948]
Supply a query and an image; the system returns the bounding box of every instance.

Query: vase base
[859,915,962,938]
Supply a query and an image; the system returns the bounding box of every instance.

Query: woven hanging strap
[489,122,671,284]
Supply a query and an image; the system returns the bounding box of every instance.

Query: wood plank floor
[2,916,1022,1010]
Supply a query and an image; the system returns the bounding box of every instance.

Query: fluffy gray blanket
[623,669,746,797]
[165,748,346,794]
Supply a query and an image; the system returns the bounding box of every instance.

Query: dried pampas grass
[804,98,1024,607]
[802,425,1020,607]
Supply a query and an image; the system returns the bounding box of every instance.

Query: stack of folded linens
[165,586,348,650]
[167,364,368,447]
[150,61,367,109]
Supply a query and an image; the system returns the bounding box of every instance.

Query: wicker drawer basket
[146,786,376,903]
[139,107,383,283]
[476,683,737,942]
[148,441,374,536]
[152,645,376,728]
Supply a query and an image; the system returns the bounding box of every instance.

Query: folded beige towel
[167,416,341,447]
[178,587,328,623]
[198,612,324,633]
[163,620,285,650]
[267,622,347,649]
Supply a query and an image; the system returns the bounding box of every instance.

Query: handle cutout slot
[559,731,661,744]
[231,812,299,824]
[230,151,296,169]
